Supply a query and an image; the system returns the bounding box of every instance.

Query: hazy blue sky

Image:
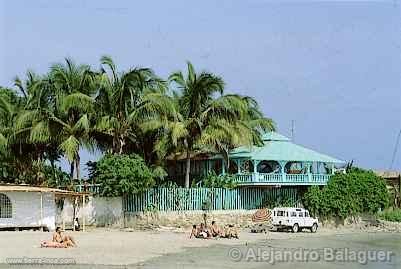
[1,0,400,176]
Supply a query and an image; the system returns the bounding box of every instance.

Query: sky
[1,0,400,176]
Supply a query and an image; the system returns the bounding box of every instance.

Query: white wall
[0,192,56,230]
[58,196,122,227]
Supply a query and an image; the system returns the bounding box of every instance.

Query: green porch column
[236,159,240,174]
[221,159,225,175]
[331,164,335,175]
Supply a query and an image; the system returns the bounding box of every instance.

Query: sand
[0,227,399,268]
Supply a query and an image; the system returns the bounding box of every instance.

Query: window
[0,193,12,218]
[291,212,297,217]
[298,212,304,217]
[305,212,310,217]
[257,160,280,173]
[276,211,284,217]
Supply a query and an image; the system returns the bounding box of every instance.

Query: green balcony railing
[232,173,330,185]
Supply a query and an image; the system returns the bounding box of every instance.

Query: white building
[0,185,80,231]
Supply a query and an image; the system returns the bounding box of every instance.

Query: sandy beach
[0,227,400,268]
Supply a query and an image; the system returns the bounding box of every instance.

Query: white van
[272,207,318,233]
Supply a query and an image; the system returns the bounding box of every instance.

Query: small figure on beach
[210,221,223,237]
[189,224,199,239]
[190,223,212,239]
[190,222,239,239]
[198,223,212,239]
[74,218,80,231]
[41,227,77,248]
[222,224,239,239]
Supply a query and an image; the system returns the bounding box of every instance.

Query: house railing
[123,187,301,212]
[232,173,331,185]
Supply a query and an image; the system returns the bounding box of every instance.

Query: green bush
[378,209,401,222]
[94,154,155,197]
[303,168,390,219]
[302,185,322,217]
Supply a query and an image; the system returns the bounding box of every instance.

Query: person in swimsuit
[52,227,77,247]
[210,221,223,237]
[199,223,212,239]
[189,224,199,238]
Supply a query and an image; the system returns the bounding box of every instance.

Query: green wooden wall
[123,187,301,212]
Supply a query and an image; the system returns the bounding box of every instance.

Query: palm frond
[60,92,94,113]
[58,135,79,162]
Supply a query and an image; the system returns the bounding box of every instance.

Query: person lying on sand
[41,241,67,248]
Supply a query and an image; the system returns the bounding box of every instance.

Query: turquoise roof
[221,132,344,163]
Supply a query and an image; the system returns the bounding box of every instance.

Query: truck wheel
[292,223,299,233]
[310,223,318,233]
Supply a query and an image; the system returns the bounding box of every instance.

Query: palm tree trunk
[75,154,80,181]
[119,138,124,154]
[185,149,191,188]
[70,162,74,183]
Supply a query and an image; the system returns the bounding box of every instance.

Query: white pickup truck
[272,207,318,233]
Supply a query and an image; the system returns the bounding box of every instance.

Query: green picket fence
[123,187,301,212]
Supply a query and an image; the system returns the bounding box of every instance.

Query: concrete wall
[0,192,56,230]
[58,196,122,227]
[124,209,258,229]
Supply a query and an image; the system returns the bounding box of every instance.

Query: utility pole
[389,128,401,170]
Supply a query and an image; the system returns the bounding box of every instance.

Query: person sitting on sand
[198,223,212,239]
[210,221,223,237]
[189,224,200,239]
[223,224,239,239]
[52,227,77,247]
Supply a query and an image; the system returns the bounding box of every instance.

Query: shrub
[303,168,390,219]
[302,185,322,217]
[378,209,401,222]
[94,154,155,197]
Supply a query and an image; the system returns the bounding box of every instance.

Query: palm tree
[13,72,60,162]
[94,56,167,155]
[48,58,97,182]
[0,88,21,156]
[169,62,275,187]
[0,86,50,184]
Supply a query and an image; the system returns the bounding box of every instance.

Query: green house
[167,132,345,186]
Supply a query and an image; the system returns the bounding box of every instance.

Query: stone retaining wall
[124,210,258,229]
